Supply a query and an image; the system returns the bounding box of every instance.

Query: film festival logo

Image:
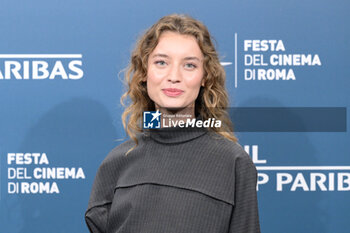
[0,54,83,80]
[220,34,322,88]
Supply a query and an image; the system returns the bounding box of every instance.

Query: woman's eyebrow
[152,53,202,62]
[152,53,169,58]
[183,56,202,62]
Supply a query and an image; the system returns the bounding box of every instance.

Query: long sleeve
[85,156,115,233]
[228,152,261,233]
[85,203,111,233]
[84,144,129,233]
[84,130,261,233]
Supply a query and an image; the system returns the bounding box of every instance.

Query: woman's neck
[156,107,196,128]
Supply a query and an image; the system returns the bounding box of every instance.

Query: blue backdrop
[1,0,349,232]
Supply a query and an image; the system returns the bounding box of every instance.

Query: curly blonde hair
[121,14,237,154]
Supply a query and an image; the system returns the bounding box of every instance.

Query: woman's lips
[162,88,184,97]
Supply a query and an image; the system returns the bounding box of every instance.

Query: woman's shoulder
[107,139,134,158]
[98,133,144,166]
[204,131,254,167]
[86,137,139,210]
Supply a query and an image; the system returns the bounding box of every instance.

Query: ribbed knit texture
[85,126,261,233]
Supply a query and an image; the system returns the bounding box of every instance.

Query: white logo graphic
[0,54,84,80]
[143,110,161,129]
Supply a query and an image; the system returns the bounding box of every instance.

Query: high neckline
[146,126,208,144]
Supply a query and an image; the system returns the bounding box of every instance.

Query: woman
[85,14,261,233]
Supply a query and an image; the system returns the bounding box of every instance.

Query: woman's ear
[142,76,147,82]
[201,78,205,87]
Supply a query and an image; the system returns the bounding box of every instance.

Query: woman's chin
[154,101,194,113]
[161,106,186,111]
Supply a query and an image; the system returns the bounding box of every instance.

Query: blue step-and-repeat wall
[1,0,349,232]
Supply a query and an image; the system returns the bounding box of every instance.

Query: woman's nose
[167,65,182,83]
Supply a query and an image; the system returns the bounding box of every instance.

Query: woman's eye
[155,60,167,66]
[184,63,197,69]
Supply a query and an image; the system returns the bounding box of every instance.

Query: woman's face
[146,31,204,112]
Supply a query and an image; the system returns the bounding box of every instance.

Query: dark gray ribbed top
[85,126,260,233]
